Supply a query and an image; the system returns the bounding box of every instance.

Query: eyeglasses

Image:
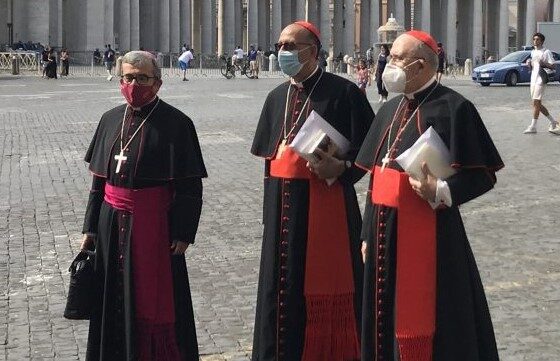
[121,74,157,85]
[275,42,314,51]
[389,55,424,64]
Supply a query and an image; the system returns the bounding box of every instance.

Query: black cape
[251,69,375,361]
[355,82,504,361]
[82,98,206,361]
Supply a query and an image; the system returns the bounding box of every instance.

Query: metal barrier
[0,50,351,79]
[0,52,39,71]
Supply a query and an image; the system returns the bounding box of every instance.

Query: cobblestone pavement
[0,72,559,360]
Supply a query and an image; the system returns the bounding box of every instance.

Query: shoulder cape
[85,100,207,180]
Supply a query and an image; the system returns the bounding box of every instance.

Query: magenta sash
[104,184,182,360]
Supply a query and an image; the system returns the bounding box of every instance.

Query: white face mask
[382,59,421,94]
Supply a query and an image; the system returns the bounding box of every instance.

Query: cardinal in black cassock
[355,31,504,361]
[251,22,375,361]
[80,51,206,360]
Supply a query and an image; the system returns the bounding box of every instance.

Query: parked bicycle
[220,55,253,79]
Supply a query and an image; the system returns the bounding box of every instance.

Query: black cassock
[355,82,504,361]
[251,69,375,361]
[82,98,207,360]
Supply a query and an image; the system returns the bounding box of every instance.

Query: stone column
[281,0,291,27]
[130,0,140,50]
[307,0,318,24]
[192,0,201,52]
[525,0,535,46]
[446,0,457,64]
[296,0,306,20]
[159,0,171,52]
[344,0,355,55]
[119,0,131,51]
[200,0,213,54]
[271,0,282,44]
[370,0,380,43]
[218,0,235,55]
[554,0,560,22]
[472,0,483,65]
[180,0,192,48]
[247,0,259,49]
[360,0,371,51]
[170,0,181,53]
[258,0,270,50]
[516,0,526,49]
[104,0,115,49]
[498,0,509,58]
[421,0,432,34]
[404,0,412,30]
[320,0,332,55]
[87,0,104,50]
[333,0,344,56]
[393,0,405,26]
[234,0,242,47]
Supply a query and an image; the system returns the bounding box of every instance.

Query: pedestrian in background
[355,58,370,94]
[104,44,116,81]
[436,42,446,83]
[248,44,259,79]
[523,32,560,134]
[178,46,193,81]
[373,44,389,102]
[60,48,69,77]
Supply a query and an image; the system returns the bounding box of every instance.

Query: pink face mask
[119,80,160,108]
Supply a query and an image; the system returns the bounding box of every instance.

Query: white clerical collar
[291,66,320,88]
[405,76,437,99]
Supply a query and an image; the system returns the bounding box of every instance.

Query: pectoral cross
[276,139,287,159]
[381,153,390,172]
[114,149,127,174]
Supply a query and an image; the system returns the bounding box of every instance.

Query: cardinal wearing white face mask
[355,30,503,361]
[251,21,375,361]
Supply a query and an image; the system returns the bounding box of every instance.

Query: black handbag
[64,250,96,320]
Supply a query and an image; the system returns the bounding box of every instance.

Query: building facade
[0,0,558,64]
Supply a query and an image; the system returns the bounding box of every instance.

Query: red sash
[371,166,436,361]
[270,147,360,361]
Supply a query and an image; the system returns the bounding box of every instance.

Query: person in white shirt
[178,48,194,81]
[232,46,244,70]
[523,32,560,134]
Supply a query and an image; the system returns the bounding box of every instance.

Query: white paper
[395,126,456,180]
[290,110,351,157]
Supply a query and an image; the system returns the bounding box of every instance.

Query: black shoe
[182,78,188,81]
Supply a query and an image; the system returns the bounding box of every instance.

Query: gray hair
[121,51,161,79]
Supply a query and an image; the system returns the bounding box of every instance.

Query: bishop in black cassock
[355,31,503,361]
[251,22,375,361]
[80,51,206,360]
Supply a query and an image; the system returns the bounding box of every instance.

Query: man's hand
[408,162,437,202]
[170,241,189,255]
[306,149,345,180]
[80,234,95,251]
[361,241,367,264]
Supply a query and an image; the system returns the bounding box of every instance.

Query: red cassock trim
[371,166,436,361]
[270,147,360,361]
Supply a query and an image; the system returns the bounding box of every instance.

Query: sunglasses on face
[121,74,157,85]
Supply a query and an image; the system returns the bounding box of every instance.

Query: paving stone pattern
[0,73,559,360]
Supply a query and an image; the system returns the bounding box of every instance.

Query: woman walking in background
[373,44,389,102]
[60,48,69,76]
